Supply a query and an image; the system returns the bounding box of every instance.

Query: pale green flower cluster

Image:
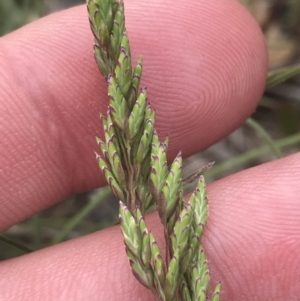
[86,0,221,300]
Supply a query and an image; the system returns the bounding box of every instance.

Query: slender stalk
[246,117,282,158]
[0,234,33,254]
[31,214,41,250]
[52,187,111,244]
[207,133,300,179]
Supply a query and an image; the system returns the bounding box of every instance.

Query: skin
[0,0,299,300]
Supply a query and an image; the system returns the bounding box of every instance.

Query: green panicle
[141,228,151,268]
[103,132,126,187]
[170,202,193,258]
[190,246,210,301]
[88,0,221,299]
[95,136,108,159]
[140,147,152,179]
[163,136,169,149]
[189,176,208,239]
[119,202,141,255]
[179,280,192,301]
[104,113,122,155]
[115,32,132,96]
[162,152,183,219]
[211,283,221,301]
[126,248,154,289]
[150,233,166,288]
[107,76,127,129]
[136,103,155,164]
[136,209,151,268]
[87,0,123,77]
[96,153,125,201]
[102,110,121,160]
[166,204,181,237]
[108,2,124,62]
[94,44,109,76]
[164,248,180,300]
[127,88,147,139]
[135,178,151,215]
[149,131,168,204]
[120,205,154,289]
[181,232,200,274]
[102,113,126,187]
[111,149,126,187]
[128,57,143,109]
[97,15,110,47]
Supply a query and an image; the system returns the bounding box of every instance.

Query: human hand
[1,1,299,300]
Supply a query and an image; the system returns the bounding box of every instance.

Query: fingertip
[204,153,300,300]
[125,0,268,153]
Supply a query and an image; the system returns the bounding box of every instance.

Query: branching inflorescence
[86,0,221,300]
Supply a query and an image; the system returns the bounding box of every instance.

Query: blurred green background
[1,0,300,259]
[0,0,84,36]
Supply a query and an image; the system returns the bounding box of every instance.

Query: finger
[1,153,299,300]
[0,0,267,230]
[205,152,300,300]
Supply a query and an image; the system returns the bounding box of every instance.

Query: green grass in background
[0,0,42,36]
